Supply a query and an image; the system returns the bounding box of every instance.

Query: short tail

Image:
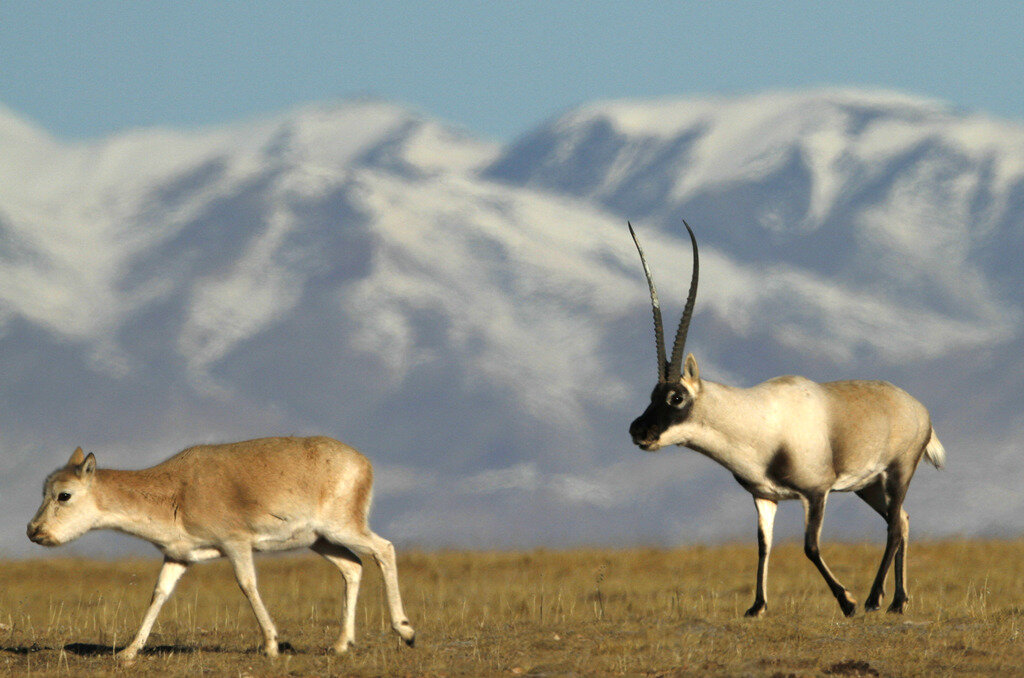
[924,427,946,469]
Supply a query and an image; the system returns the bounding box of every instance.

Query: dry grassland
[0,540,1022,676]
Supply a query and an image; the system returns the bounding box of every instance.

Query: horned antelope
[627,221,945,617]
[27,436,415,660]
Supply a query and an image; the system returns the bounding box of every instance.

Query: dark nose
[629,417,640,440]
[629,416,649,446]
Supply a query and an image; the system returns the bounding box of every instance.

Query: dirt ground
[1,540,1021,676]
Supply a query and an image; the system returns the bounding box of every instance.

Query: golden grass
[1,540,1022,676]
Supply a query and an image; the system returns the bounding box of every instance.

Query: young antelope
[27,436,415,660]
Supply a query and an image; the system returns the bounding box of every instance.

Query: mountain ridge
[1,89,1022,556]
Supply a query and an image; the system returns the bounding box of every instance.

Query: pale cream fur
[642,353,945,617]
[657,362,941,499]
[27,436,415,661]
[627,221,944,617]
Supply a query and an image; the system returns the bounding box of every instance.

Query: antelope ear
[78,453,97,479]
[68,447,85,466]
[683,353,700,383]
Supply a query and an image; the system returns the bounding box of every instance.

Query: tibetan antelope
[627,221,945,617]
[27,436,415,660]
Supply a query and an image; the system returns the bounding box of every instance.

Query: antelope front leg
[117,558,188,662]
[745,497,777,617]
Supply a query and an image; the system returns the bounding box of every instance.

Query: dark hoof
[744,603,766,618]
[864,587,884,612]
[886,599,907,614]
[398,620,415,647]
[839,595,857,617]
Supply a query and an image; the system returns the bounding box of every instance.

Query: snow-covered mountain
[2,90,1022,557]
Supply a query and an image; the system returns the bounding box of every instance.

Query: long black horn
[666,220,699,382]
[628,222,668,382]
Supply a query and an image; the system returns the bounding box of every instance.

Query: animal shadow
[1,640,298,658]
[1,643,46,655]
[62,640,296,657]
[63,642,199,657]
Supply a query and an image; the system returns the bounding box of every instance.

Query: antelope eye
[57,492,72,503]
[668,392,685,407]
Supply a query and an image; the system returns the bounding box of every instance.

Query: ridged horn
[628,222,668,382]
[666,220,699,382]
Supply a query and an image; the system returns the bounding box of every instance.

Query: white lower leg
[118,559,187,660]
[226,547,279,656]
[746,498,776,617]
[369,534,415,644]
[313,541,363,653]
[338,564,360,651]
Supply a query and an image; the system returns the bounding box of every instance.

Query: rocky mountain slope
[2,90,1022,555]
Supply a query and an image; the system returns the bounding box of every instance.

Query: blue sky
[1,1,1022,141]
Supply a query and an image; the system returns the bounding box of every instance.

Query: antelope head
[627,221,701,452]
[27,447,100,546]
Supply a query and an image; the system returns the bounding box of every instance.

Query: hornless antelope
[627,222,945,617]
[27,436,415,660]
